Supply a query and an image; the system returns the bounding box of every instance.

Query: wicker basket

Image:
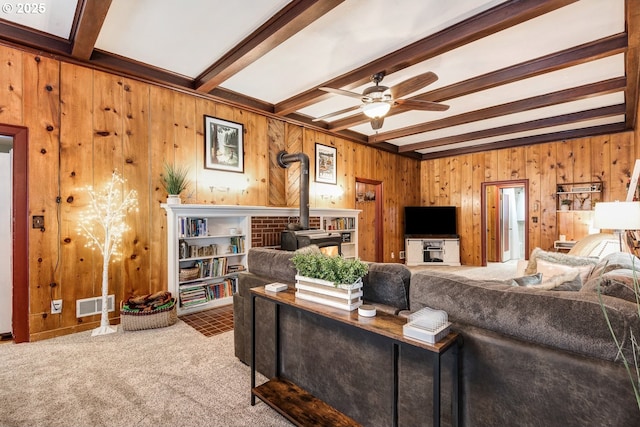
[179,266,200,281]
[120,298,178,331]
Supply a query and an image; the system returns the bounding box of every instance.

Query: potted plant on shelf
[161,162,189,204]
[290,252,368,311]
[560,198,572,211]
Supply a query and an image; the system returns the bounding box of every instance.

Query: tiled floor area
[180,304,234,337]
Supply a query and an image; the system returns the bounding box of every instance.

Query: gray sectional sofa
[233,247,640,426]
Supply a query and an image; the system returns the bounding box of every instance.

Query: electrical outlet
[399,251,405,260]
[51,299,62,314]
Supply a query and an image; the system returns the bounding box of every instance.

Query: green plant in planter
[561,198,572,206]
[598,255,640,412]
[161,162,189,195]
[290,252,368,285]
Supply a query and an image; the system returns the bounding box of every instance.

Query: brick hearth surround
[251,216,321,248]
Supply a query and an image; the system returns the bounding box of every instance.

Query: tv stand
[405,238,460,266]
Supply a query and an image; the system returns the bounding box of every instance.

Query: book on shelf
[179,217,209,238]
[227,264,246,273]
[179,278,238,306]
[229,236,245,253]
[325,217,355,231]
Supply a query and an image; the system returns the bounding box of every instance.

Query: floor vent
[76,295,115,318]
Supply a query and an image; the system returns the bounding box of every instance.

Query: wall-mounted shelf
[556,182,602,212]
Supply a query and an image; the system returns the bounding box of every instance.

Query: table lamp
[593,201,640,251]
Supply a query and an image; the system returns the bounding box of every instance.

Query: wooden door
[355,179,382,262]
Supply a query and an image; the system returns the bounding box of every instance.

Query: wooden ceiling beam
[399,104,626,152]
[625,0,640,129]
[329,33,627,131]
[71,0,113,60]
[274,0,577,116]
[419,123,627,160]
[194,0,344,93]
[369,77,626,143]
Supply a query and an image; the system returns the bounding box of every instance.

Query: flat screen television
[404,206,457,237]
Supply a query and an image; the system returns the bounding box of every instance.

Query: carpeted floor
[0,321,292,427]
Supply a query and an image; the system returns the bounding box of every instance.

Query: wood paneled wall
[420,133,640,266]
[0,44,420,340]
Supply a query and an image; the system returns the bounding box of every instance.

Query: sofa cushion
[247,247,296,284]
[524,247,598,275]
[362,263,411,312]
[409,270,639,361]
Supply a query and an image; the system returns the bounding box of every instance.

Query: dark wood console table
[250,286,461,427]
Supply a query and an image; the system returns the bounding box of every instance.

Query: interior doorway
[0,136,12,337]
[0,125,29,343]
[481,180,529,266]
[355,178,382,262]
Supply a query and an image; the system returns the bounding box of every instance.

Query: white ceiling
[0,0,634,159]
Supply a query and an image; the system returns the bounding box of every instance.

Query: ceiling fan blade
[370,117,385,130]
[312,105,362,122]
[390,71,438,99]
[394,98,449,111]
[319,87,363,99]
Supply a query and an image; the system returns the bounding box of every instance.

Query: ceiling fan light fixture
[363,101,391,118]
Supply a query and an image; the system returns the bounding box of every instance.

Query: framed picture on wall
[315,143,337,185]
[204,116,244,173]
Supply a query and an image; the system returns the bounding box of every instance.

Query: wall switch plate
[399,251,405,260]
[51,299,62,314]
[32,215,44,229]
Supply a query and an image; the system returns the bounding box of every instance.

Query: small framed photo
[315,143,337,185]
[204,116,244,173]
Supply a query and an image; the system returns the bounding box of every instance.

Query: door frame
[0,124,29,343]
[481,179,529,267]
[355,178,383,262]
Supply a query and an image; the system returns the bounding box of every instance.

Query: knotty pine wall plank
[23,54,61,335]
[267,118,287,206]
[149,85,174,293]
[525,144,542,250]
[0,45,23,125]
[58,63,95,333]
[122,78,153,297]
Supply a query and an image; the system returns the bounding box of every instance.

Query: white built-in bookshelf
[163,204,360,315]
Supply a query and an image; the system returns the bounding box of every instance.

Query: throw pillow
[535,259,593,284]
[524,247,598,275]
[538,271,583,290]
[588,252,640,281]
[581,269,638,303]
[511,273,543,287]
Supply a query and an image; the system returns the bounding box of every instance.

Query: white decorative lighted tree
[78,171,138,336]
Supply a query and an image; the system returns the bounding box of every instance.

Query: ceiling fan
[314,71,449,130]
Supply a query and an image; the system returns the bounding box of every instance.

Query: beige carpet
[409,259,520,280]
[0,321,292,427]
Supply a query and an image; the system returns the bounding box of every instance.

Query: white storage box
[403,307,451,344]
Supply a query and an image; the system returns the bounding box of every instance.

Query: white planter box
[294,275,363,311]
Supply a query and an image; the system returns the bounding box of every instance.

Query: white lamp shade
[362,101,391,118]
[593,201,640,230]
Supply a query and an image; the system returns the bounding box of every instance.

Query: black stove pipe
[277,150,309,230]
